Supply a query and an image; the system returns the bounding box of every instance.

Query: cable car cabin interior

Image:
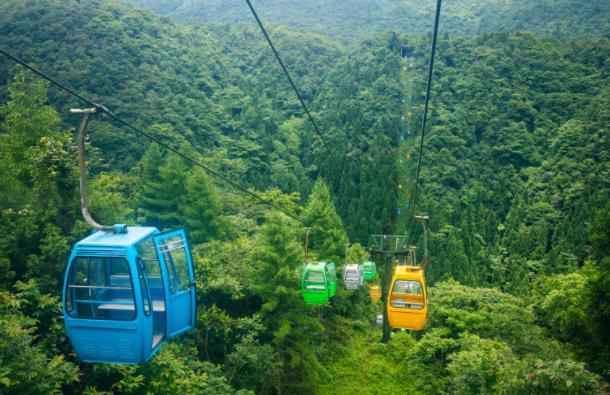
[363,261,377,280]
[63,227,196,364]
[301,262,337,305]
[387,266,427,330]
[369,285,381,301]
[343,263,364,290]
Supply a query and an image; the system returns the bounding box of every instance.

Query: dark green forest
[1,0,610,393]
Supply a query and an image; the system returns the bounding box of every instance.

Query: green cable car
[301,261,337,305]
[363,261,377,280]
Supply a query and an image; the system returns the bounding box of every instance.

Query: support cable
[0,47,324,231]
[411,0,442,216]
[243,0,349,184]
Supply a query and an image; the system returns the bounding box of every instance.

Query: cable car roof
[76,227,157,247]
[305,261,328,268]
[395,265,424,278]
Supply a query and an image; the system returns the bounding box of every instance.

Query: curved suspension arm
[304,227,313,263]
[72,108,114,233]
[414,215,429,270]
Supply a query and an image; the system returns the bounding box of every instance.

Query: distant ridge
[121,0,610,44]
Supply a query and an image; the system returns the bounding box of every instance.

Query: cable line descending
[243,0,349,184]
[411,0,443,216]
[0,47,321,231]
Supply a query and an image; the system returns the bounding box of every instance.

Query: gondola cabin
[343,263,364,290]
[387,266,427,330]
[363,261,377,280]
[63,226,196,364]
[301,261,337,305]
[369,285,381,301]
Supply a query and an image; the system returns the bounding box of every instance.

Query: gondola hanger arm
[71,108,116,233]
[413,215,429,270]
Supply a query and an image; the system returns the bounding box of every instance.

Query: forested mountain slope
[121,0,610,44]
[1,0,610,393]
[0,0,341,192]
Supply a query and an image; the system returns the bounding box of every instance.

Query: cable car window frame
[136,258,152,317]
[327,264,337,283]
[65,256,138,321]
[156,235,191,295]
[135,234,168,349]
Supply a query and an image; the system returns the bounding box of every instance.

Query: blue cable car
[63,227,196,364]
[63,108,196,364]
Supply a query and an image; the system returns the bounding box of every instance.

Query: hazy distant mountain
[120,0,610,43]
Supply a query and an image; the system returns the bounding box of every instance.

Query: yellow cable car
[387,215,429,330]
[387,266,427,330]
[369,285,381,301]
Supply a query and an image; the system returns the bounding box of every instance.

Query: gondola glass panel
[66,257,136,321]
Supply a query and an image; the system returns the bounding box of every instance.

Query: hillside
[120,0,610,44]
[0,0,609,393]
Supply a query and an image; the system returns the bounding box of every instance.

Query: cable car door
[327,263,337,298]
[153,230,196,339]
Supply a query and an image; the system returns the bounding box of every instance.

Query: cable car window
[65,257,137,321]
[345,270,359,281]
[157,234,190,294]
[97,258,106,286]
[111,259,129,275]
[135,236,162,276]
[305,271,325,281]
[304,271,326,290]
[392,280,423,295]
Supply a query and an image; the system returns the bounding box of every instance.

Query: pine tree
[505,255,530,296]
[300,179,348,263]
[140,150,187,230]
[252,211,302,318]
[443,232,470,284]
[180,168,225,245]
[251,212,318,394]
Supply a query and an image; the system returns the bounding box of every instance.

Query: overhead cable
[411,0,442,216]
[0,47,324,231]
[243,0,349,184]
